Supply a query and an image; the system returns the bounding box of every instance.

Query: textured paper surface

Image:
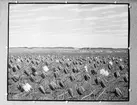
[0,0,137,105]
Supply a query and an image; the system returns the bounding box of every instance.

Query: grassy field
[8,47,129,101]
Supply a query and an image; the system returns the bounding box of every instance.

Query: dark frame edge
[127,3,130,101]
[8,1,129,4]
[7,2,10,101]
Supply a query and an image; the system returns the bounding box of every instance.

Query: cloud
[70,8,94,12]
[10,17,34,23]
[71,27,93,31]
[44,32,54,35]
[94,24,127,29]
[10,4,28,10]
[111,19,128,23]
[10,4,34,12]
[10,15,64,23]
[10,13,34,18]
[70,8,86,12]
[24,4,77,12]
[47,4,77,9]
[91,5,127,11]
[65,18,82,22]
[25,7,46,12]
[9,23,40,31]
[95,29,128,33]
[85,17,99,20]
[62,4,127,13]
[101,10,115,14]
[35,16,63,21]
[106,12,128,18]
[84,12,127,21]
[65,17,99,22]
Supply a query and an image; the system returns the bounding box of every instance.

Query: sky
[9,4,128,48]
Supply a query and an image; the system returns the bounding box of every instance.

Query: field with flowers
[8,48,129,101]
